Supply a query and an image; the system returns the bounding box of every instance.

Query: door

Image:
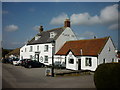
[78,59,81,70]
[35,54,39,62]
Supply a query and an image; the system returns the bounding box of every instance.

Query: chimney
[94,36,97,39]
[80,49,83,55]
[39,26,43,33]
[64,19,70,27]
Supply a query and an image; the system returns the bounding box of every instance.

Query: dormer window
[50,32,56,38]
[35,35,41,40]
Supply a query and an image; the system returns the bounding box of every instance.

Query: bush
[94,63,120,89]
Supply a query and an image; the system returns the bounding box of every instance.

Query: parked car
[2,58,9,63]
[21,59,30,66]
[24,60,45,68]
[9,57,18,64]
[13,59,22,66]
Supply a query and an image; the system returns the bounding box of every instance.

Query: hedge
[94,63,120,89]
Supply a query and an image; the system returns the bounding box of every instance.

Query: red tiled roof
[56,37,109,56]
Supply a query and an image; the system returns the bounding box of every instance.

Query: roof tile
[56,37,109,56]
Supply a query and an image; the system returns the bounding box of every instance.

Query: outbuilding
[56,37,117,71]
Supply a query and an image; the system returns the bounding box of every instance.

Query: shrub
[94,63,120,89]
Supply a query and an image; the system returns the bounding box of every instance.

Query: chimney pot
[39,26,43,33]
[64,19,70,27]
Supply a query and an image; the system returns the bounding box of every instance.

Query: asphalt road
[2,63,96,89]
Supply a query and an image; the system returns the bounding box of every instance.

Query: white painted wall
[20,43,53,65]
[55,27,77,53]
[98,38,117,65]
[65,51,98,71]
[66,51,78,70]
[80,56,98,71]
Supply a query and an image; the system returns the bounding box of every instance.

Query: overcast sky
[1,1,119,50]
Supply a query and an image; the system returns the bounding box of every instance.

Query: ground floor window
[85,58,92,66]
[21,56,23,59]
[69,58,74,64]
[112,58,114,62]
[30,55,33,59]
[44,56,48,63]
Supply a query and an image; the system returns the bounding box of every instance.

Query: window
[30,46,33,52]
[35,36,41,40]
[25,48,27,52]
[21,56,23,59]
[44,56,48,63]
[50,32,56,38]
[69,59,74,64]
[30,55,33,59]
[112,58,114,62]
[44,45,48,52]
[37,46,39,51]
[71,35,75,37]
[85,58,92,66]
[103,58,106,63]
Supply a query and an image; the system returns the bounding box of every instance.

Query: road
[2,63,96,89]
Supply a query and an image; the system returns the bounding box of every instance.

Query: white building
[20,19,77,65]
[55,37,117,71]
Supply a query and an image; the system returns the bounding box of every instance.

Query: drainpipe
[97,54,99,66]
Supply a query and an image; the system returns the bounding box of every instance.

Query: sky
[1,1,119,50]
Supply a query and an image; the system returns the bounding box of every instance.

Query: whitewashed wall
[20,43,53,65]
[55,27,77,53]
[80,56,98,71]
[98,38,117,65]
[65,51,98,71]
[66,51,78,70]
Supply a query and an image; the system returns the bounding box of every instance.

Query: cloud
[70,13,100,25]
[50,13,68,25]
[5,24,19,32]
[71,4,118,26]
[100,4,118,24]
[33,25,40,31]
[75,31,96,40]
[81,31,95,38]
[50,4,118,30]
[108,23,118,30]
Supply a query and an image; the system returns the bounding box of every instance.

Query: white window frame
[50,32,56,38]
[37,45,39,51]
[44,45,49,52]
[44,56,48,63]
[30,55,33,59]
[68,58,74,64]
[85,58,92,66]
[25,48,27,52]
[35,36,41,40]
[30,46,33,52]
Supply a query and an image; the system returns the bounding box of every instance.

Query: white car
[13,59,21,66]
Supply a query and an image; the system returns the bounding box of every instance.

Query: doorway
[78,59,81,70]
[35,54,39,62]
